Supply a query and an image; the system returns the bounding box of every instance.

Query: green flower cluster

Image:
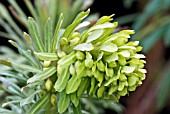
[51,10,146,106]
[25,9,146,113]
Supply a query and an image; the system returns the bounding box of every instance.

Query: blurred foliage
[0,0,98,48]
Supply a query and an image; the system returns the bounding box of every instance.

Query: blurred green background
[0,0,170,114]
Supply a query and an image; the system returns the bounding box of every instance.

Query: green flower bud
[108,61,117,68]
[74,60,82,69]
[116,94,120,100]
[138,63,144,69]
[70,37,80,46]
[112,81,117,85]
[71,32,81,38]
[76,51,85,60]
[85,58,93,68]
[45,79,53,91]
[118,55,126,66]
[112,37,128,46]
[118,81,125,91]
[119,73,127,81]
[60,37,68,45]
[96,14,114,24]
[124,81,128,86]
[105,75,109,80]
[106,67,114,77]
[44,60,51,67]
[137,73,146,80]
[126,41,139,46]
[51,94,56,106]
[94,70,104,87]
[69,64,75,75]
[122,30,135,34]
[137,80,142,86]
[92,62,97,75]
[108,85,118,95]
[140,60,146,64]
[128,85,136,91]
[86,52,92,59]
[128,76,138,86]
[97,60,105,72]
[89,77,96,95]
[97,84,105,98]
[136,46,143,52]
[117,87,127,96]
[86,69,93,77]
[57,51,66,58]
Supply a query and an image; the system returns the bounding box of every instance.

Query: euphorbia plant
[0,9,146,114]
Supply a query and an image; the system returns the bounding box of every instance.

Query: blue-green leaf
[27,67,57,83]
[34,52,58,61]
[26,93,50,114]
[28,17,44,52]
[53,13,64,52]
[44,18,53,52]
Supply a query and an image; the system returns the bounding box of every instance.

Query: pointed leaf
[27,67,57,83]
[26,93,50,114]
[28,17,44,52]
[20,90,41,106]
[53,13,64,52]
[34,52,58,61]
[44,18,53,52]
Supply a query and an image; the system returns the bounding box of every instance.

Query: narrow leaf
[28,17,44,52]
[26,93,50,114]
[34,52,58,61]
[20,90,41,106]
[53,13,64,52]
[44,18,53,52]
[27,67,57,83]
